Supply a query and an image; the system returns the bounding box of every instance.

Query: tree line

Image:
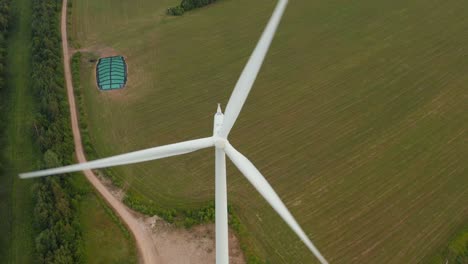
[0,0,11,161]
[0,2,11,258]
[167,0,218,16]
[30,0,84,263]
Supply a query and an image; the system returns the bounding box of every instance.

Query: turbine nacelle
[213,105,228,149]
[213,103,225,137]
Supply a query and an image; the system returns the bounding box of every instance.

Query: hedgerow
[167,0,218,16]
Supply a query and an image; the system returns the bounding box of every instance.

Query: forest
[30,0,83,262]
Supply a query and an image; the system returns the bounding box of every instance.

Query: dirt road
[60,1,161,263]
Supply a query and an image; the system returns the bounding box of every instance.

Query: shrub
[167,0,218,16]
[167,6,184,16]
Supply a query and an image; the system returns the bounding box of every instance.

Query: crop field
[71,0,468,263]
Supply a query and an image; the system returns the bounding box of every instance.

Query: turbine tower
[20,1,328,263]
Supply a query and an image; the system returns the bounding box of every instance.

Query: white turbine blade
[224,143,328,264]
[20,137,214,179]
[220,0,288,138]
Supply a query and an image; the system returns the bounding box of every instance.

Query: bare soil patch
[143,216,245,264]
[97,170,246,264]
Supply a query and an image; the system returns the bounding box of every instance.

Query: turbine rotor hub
[214,137,227,149]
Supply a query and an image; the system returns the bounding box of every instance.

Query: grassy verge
[71,51,138,263]
[66,0,80,49]
[0,0,36,262]
[70,175,137,264]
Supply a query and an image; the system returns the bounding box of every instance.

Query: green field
[0,0,37,261]
[71,0,468,263]
[79,194,137,264]
[72,176,138,264]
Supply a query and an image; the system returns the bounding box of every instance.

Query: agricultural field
[0,0,36,261]
[71,0,468,263]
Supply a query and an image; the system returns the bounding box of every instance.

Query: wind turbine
[20,0,328,263]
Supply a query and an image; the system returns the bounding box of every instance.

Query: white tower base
[215,147,229,264]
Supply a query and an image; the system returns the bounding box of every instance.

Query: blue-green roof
[96,56,127,90]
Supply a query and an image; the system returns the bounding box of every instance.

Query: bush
[167,0,218,16]
[431,225,468,264]
[167,6,184,16]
